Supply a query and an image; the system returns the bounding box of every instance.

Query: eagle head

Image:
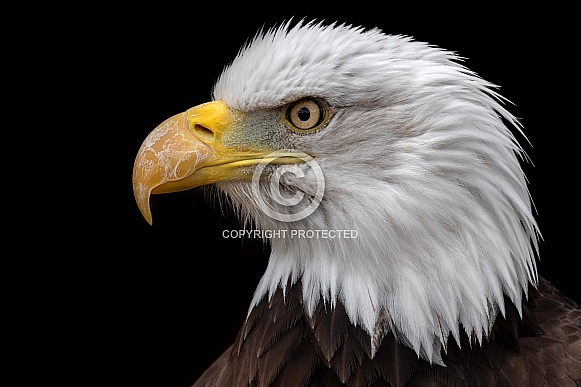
[133,21,539,363]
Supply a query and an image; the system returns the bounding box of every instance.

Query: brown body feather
[193,277,581,386]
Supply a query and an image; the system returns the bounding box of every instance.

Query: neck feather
[231,277,541,385]
[225,175,539,362]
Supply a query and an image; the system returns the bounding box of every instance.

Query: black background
[55,5,578,387]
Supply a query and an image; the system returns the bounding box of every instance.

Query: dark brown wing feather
[497,278,581,386]
[192,277,581,386]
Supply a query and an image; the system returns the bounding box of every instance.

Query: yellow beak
[132,100,302,224]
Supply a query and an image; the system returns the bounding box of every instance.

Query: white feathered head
[134,21,540,363]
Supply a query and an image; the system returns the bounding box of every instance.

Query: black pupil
[297,107,311,121]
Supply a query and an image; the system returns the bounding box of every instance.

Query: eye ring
[284,98,329,133]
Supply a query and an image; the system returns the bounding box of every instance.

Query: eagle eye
[285,98,328,132]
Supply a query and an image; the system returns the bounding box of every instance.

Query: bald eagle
[133,21,581,386]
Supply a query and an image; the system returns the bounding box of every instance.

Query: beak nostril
[194,124,215,140]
